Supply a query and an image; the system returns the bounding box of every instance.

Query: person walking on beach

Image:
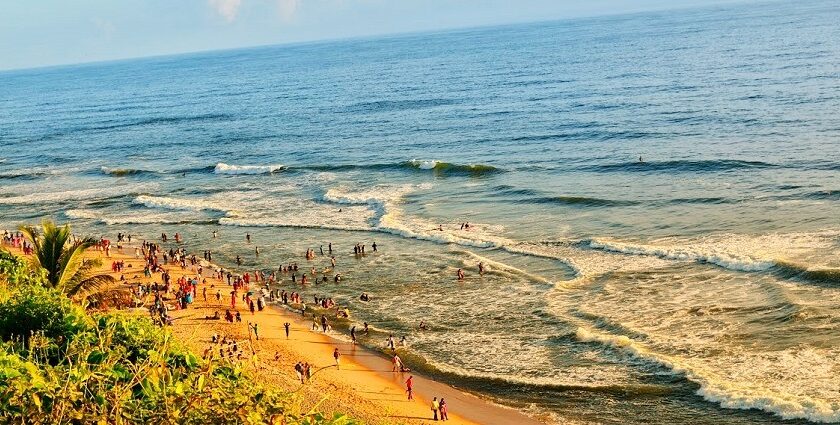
[350,325,357,344]
[249,322,259,340]
[333,348,341,370]
[284,322,290,338]
[405,375,414,400]
[202,287,207,302]
[431,397,440,421]
[392,353,402,372]
[439,398,448,421]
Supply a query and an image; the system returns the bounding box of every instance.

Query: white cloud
[209,0,243,22]
[276,0,300,22]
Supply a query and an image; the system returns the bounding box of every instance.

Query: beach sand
[64,243,545,425]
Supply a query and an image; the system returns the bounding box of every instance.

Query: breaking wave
[213,163,285,175]
[585,238,776,272]
[575,327,840,423]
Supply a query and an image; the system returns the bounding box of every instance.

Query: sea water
[1,0,839,423]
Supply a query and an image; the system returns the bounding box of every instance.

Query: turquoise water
[2,1,840,423]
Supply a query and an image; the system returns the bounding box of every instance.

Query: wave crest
[406,160,500,175]
[214,163,284,175]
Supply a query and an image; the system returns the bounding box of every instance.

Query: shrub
[0,252,359,425]
[0,284,91,355]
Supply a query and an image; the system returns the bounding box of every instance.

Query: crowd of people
[3,226,464,422]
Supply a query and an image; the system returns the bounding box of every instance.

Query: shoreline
[5,240,547,424]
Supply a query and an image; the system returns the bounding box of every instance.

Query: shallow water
[1,0,839,423]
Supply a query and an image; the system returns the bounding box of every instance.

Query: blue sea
[1,0,839,423]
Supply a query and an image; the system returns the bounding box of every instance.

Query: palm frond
[65,274,116,300]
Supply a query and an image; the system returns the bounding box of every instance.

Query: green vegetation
[18,220,114,301]
[0,244,357,424]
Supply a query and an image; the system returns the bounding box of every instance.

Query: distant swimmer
[478,262,484,275]
[639,156,644,163]
[457,268,465,280]
[438,225,443,231]
[213,230,218,238]
[246,233,251,243]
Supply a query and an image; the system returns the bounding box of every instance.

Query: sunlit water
[2,1,839,423]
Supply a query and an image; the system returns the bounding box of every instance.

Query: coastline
[29,241,547,425]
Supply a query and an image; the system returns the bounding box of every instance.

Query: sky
[0,0,751,71]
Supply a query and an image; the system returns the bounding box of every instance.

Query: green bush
[0,251,359,425]
[0,250,45,290]
[0,284,91,354]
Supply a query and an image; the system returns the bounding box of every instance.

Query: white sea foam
[586,238,776,272]
[457,250,554,285]
[410,159,439,170]
[133,195,225,212]
[65,209,196,225]
[575,326,840,423]
[213,162,284,175]
[0,184,152,205]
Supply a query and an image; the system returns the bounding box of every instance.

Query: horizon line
[0,0,757,74]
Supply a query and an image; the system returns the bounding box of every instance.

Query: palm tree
[19,219,114,301]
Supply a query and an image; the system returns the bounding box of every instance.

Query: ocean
[1,0,839,423]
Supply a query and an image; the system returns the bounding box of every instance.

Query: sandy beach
[66,242,545,425]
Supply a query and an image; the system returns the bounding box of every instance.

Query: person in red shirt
[405,375,414,400]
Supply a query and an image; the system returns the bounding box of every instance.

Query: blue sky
[1,0,750,71]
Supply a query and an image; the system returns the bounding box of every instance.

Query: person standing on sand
[249,322,259,340]
[350,325,356,344]
[405,375,414,400]
[439,398,448,421]
[284,322,290,338]
[333,348,341,369]
[294,362,304,383]
[431,397,440,421]
[392,353,402,372]
[202,287,207,302]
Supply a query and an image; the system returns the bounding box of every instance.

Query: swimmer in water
[478,262,484,275]
[457,268,465,280]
